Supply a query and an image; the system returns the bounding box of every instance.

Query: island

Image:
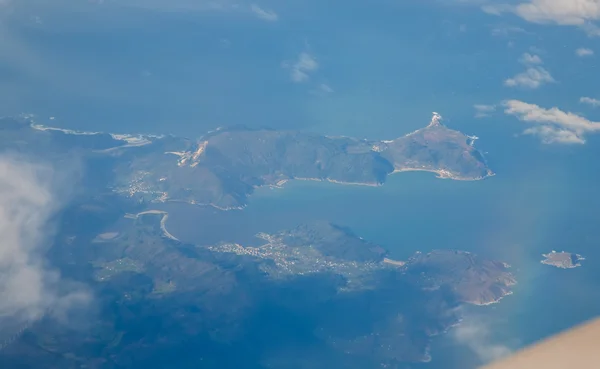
[1,112,494,210]
[114,112,493,209]
[541,250,585,269]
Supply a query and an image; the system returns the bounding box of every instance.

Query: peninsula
[113,112,494,209]
[208,222,516,306]
[0,112,494,210]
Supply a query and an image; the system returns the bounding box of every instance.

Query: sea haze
[0,1,556,138]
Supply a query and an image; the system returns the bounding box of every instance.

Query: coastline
[382,257,406,267]
[540,250,585,269]
[166,165,492,211]
[265,167,492,192]
[392,167,495,181]
[469,290,514,306]
[127,210,180,241]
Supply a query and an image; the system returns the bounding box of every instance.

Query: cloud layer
[503,99,600,144]
[0,156,89,343]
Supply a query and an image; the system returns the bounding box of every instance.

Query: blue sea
[159,119,600,368]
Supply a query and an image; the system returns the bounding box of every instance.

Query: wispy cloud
[504,52,553,88]
[580,96,600,107]
[519,52,542,65]
[474,104,496,118]
[310,83,334,96]
[317,83,333,93]
[504,66,554,89]
[250,4,278,21]
[283,52,319,83]
[453,318,513,364]
[481,3,514,15]
[490,25,527,37]
[0,156,90,341]
[503,99,600,144]
[576,47,594,57]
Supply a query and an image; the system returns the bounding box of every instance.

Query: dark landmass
[541,250,585,269]
[0,210,515,369]
[0,112,493,210]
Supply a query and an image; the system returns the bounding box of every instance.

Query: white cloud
[474,104,496,118]
[519,52,543,64]
[284,52,319,83]
[482,0,600,36]
[0,156,90,344]
[503,99,600,144]
[504,53,553,89]
[576,47,594,56]
[453,318,512,364]
[515,0,600,26]
[580,96,600,107]
[504,66,554,89]
[522,125,585,144]
[250,4,278,21]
